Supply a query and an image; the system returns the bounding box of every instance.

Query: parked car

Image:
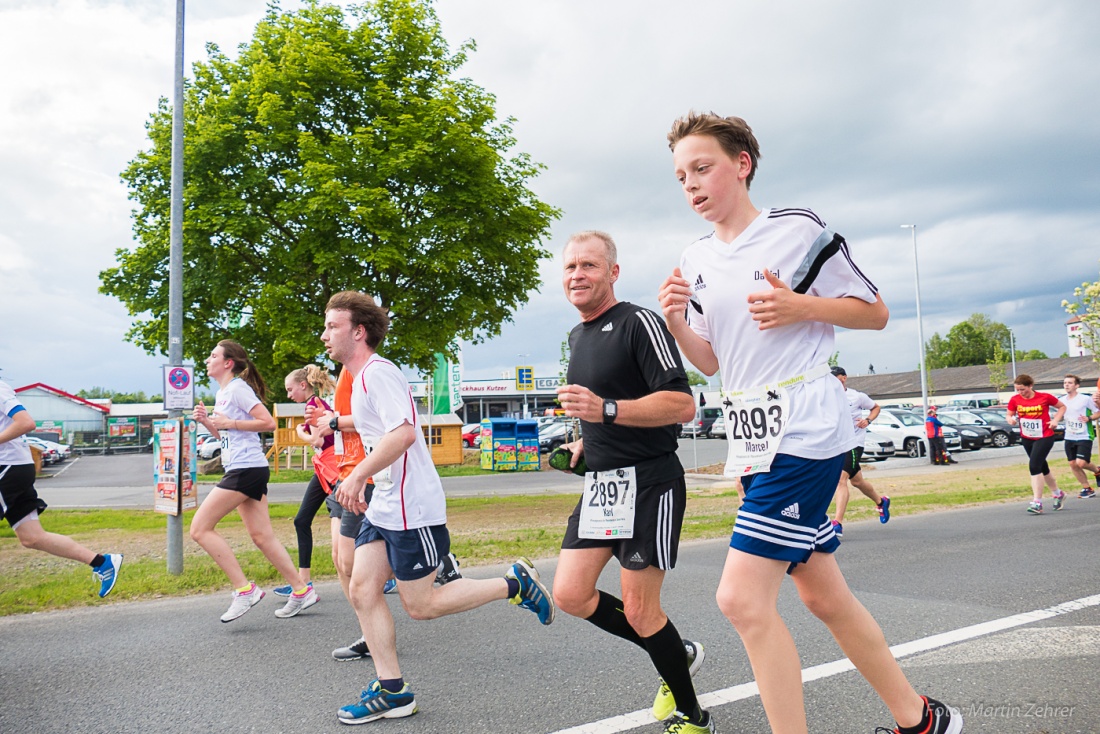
[680,406,722,438]
[461,423,481,449]
[710,413,726,439]
[942,409,1019,447]
[538,421,575,453]
[198,435,223,460]
[25,437,61,465]
[862,430,895,461]
[870,409,961,458]
[26,436,71,461]
[935,413,992,450]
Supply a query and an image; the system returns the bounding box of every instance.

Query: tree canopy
[924,313,1046,369]
[101,0,559,386]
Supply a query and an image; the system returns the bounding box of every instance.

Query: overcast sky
[2,0,1098,395]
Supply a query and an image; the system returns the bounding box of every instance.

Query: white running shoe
[220,583,264,623]
[275,585,319,618]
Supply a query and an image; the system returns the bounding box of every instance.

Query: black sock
[642,619,700,721]
[90,554,105,569]
[506,578,519,598]
[584,591,645,648]
[897,697,931,734]
[379,677,403,693]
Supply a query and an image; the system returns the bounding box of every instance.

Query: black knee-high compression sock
[584,590,645,649]
[643,618,701,721]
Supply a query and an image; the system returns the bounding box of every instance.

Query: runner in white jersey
[1058,374,1100,498]
[190,340,317,622]
[320,291,554,726]
[658,112,961,734]
[0,379,122,598]
[829,366,890,538]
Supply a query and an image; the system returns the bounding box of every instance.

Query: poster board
[153,418,198,514]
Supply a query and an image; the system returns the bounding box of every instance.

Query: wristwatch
[602,399,618,425]
[329,416,340,432]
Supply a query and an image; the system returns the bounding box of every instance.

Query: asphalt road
[2,499,1099,733]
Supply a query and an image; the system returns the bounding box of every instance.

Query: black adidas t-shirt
[567,301,691,485]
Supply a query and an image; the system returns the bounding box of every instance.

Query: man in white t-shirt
[829,366,890,537]
[658,112,961,734]
[1058,374,1100,499]
[317,291,555,726]
[0,379,122,598]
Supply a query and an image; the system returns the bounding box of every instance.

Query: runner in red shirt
[1006,374,1067,514]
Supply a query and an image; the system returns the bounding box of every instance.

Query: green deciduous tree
[101,0,559,387]
[925,313,1043,368]
[1063,260,1100,364]
[685,369,708,387]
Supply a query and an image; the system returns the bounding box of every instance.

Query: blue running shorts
[356,516,450,582]
[732,453,844,566]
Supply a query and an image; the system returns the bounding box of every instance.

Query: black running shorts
[562,476,686,571]
[841,447,864,478]
[0,464,47,527]
[217,466,270,501]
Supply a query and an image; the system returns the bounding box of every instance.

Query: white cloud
[1,0,1098,392]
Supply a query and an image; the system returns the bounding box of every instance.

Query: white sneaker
[275,585,319,618]
[220,583,264,623]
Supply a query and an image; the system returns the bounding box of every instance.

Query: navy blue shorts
[732,453,843,566]
[356,516,450,582]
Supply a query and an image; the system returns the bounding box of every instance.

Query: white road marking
[548,593,1100,734]
[46,456,80,477]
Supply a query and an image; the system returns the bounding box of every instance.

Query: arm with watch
[313,410,352,437]
[554,383,696,427]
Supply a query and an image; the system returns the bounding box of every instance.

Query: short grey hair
[565,230,617,266]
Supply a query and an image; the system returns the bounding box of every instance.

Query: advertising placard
[153,419,181,515]
[154,418,199,514]
[108,416,138,438]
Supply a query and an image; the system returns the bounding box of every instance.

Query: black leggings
[293,474,328,569]
[1021,435,1055,477]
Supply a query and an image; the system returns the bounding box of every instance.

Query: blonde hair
[285,364,336,397]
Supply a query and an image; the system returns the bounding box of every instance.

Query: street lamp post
[901,225,930,423]
[517,354,529,418]
[1009,330,1017,379]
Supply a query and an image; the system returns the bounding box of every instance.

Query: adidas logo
[781,503,800,520]
[694,274,706,291]
[629,552,644,563]
[601,322,613,332]
[412,562,424,570]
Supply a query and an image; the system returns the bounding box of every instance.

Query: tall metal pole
[1009,330,1017,379]
[902,225,929,420]
[166,0,186,575]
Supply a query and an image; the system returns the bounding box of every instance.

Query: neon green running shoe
[652,639,705,720]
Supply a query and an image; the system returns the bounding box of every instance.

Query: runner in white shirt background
[1057,373,1100,499]
[0,379,122,599]
[319,291,554,726]
[190,339,317,622]
[658,111,961,734]
[828,366,890,539]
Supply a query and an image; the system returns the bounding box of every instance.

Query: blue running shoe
[506,557,555,625]
[337,679,417,724]
[878,496,891,524]
[382,579,398,595]
[274,581,311,597]
[93,553,123,598]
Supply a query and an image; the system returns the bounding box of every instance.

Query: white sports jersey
[845,387,877,443]
[352,356,446,531]
[0,380,33,465]
[679,208,878,459]
[1058,392,1094,441]
[213,378,267,470]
